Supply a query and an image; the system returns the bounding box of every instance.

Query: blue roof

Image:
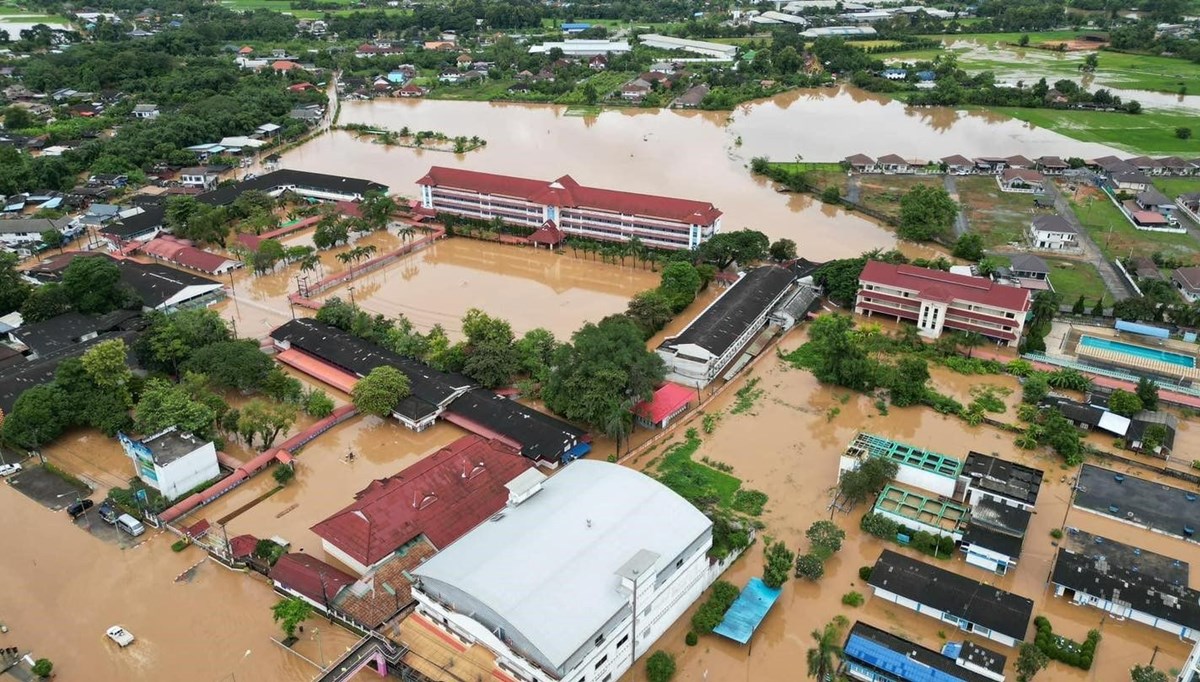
[916,70,936,81]
[561,22,591,29]
[37,197,62,210]
[846,633,972,682]
[884,69,907,76]
[1115,319,1170,339]
[712,578,781,644]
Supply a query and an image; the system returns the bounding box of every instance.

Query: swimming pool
[1079,335,1196,368]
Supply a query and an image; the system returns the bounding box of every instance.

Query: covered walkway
[276,347,359,394]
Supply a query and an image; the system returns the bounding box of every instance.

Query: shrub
[795,553,825,580]
[31,659,52,678]
[1050,528,1064,539]
[685,631,698,647]
[691,580,740,635]
[273,464,295,486]
[841,591,864,607]
[646,651,676,682]
[171,538,190,552]
[858,565,873,581]
[1033,616,1100,670]
[303,389,335,418]
[861,513,899,538]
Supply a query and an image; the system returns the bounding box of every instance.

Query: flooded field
[270,87,1121,255]
[617,340,1195,682]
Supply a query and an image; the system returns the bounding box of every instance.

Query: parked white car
[106,626,135,647]
[0,463,21,477]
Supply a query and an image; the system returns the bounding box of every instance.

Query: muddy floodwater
[617,340,1195,682]
[271,87,1121,254]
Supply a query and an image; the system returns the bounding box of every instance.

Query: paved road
[1043,181,1135,302]
[845,173,860,204]
[943,175,968,238]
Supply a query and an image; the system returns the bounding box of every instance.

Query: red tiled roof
[229,534,259,558]
[1132,210,1168,225]
[859,260,1031,312]
[272,60,298,71]
[185,519,211,539]
[310,435,533,568]
[633,383,694,423]
[140,237,188,260]
[140,236,236,274]
[270,553,356,605]
[417,166,722,225]
[528,220,565,245]
[1001,168,1043,184]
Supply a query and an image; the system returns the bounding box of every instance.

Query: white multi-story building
[417,166,722,250]
[411,461,721,682]
[1029,215,1081,252]
[118,428,219,500]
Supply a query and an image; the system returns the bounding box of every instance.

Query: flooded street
[270,87,1121,255]
[618,340,1195,682]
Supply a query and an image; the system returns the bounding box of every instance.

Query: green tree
[762,539,795,589]
[582,82,598,105]
[19,282,71,322]
[887,356,930,407]
[769,238,797,262]
[63,256,130,314]
[3,106,34,130]
[237,399,297,449]
[1022,374,1050,404]
[135,379,218,437]
[1130,665,1169,682]
[352,366,411,417]
[821,185,841,204]
[659,262,702,312]
[1,384,69,447]
[304,389,335,418]
[626,289,675,338]
[0,252,31,315]
[806,314,878,392]
[699,229,770,268]
[81,338,132,391]
[805,520,846,555]
[30,659,52,679]
[252,238,286,273]
[359,191,396,230]
[181,340,274,391]
[1108,389,1143,416]
[271,597,313,639]
[645,651,676,682]
[543,315,665,430]
[1135,377,1159,411]
[1072,294,1086,314]
[1018,34,1030,46]
[794,553,825,580]
[273,463,295,486]
[313,218,349,250]
[839,457,898,505]
[806,618,846,680]
[952,233,984,261]
[514,327,558,380]
[460,308,519,388]
[1091,298,1105,316]
[1016,642,1049,682]
[41,228,66,252]
[898,185,957,242]
[136,308,232,373]
[1175,127,1191,140]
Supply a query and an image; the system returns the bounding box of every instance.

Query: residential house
[882,68,907,80]
[844,154,878,173]
[1029,215,1079,252]
[632,383,694,429]
[672,84,709,109]
[997,169,1044,193]
[1004,155,1034,169]
[455,53,473,70]
[118,428,219,500]
[437,71,462,84]
[1035,156,1069,174]
[876,154,910,174]
[397,83,427,98]
[288,106,324,124]
[855,261,1032,346]
[1007,253,1049,280]
[1179,192,1200,222]
[272,60,299,73]
[620,78,652,101]
[974,157,1008,174]
[941,154,973,174]
[0,217,73,248]
[254,122,281,138]
[179,167,220,191]
[1111,171,1152,192]
[1136,188,1176,218]
[1173,266,1200,303]
[588,54,608,70]
[1126,156,1161,175]
[1156,156,1192,176]
[1128,255,1163,281]
[131,103,159,119]
[867,549,1034,647]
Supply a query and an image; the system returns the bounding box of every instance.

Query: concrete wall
[156,442,220,500]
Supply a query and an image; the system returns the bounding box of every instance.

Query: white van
[116,514,145,537]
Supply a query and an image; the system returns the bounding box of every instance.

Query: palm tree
[396,223,414,243]
[628,237,645,268]
[603,403,633,457]
[299,252,321,277]
[958,331,986,359]
[806,618,846,681]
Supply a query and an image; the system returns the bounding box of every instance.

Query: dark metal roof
[444,388,585,464]
[970,497,1032,537]
[842,621,995,682]
[1051,546,1200,631]
[11,309,139,358]
[963,523,1025,559]
[271,319,472,422]
[0,330,140,412]
[659,266,794,357]
[116,260,220,309]
[963,451,1043,506]
[868,550,1033,641]
[197,169,387,207]
[1074,464,1199,539]
[960,641,1006,676]
[103,205,164,239]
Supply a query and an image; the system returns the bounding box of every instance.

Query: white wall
[156,441,219,500]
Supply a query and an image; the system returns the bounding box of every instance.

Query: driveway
[1042,181,1135,302]
[943,175,968,238]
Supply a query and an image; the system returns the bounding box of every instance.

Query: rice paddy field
[994,107,1200,155]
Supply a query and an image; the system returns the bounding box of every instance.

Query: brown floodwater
[0,484,362,681]
[618,335,1194,682]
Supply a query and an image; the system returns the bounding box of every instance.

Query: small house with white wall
[118,427,219,500]
[1029,215,1079,252]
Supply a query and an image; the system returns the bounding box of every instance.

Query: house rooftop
[143,428,208,466]
[1031,214,1076,234]
[970,497,1032,537]
[197,169,385,207]
[843,621,995,682]
[963,523,1024,561]
[116,260,222,309]
[1137,188,1173,206]
[1007,253,1049,276]
[1060,529,1189,584]
[962,451,1043,505]
[960,641,1007,676]
[270,553,356,606]
[658,266,795,358]
[311,435,533,568]
[1074,464,1199,539]
[443,388,586,465]
[633,383,694,423]
[860,261,1031,312]
[1052,544,1200,631]
[868,549,1034,641]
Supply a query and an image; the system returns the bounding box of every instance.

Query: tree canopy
[898,185,957,242]
[352,365,411,417]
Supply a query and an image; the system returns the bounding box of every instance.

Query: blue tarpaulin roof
[563,442,591,462]
[1115,319,1170,340]
[846,633,971,682]
[712,577,781,644]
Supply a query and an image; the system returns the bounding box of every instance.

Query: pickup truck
[106,626,135,648]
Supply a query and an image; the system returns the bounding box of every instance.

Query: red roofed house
[855,260,1032,346]
[633,383,694,429]
[398,82,427,98]
[416,166,722,250]
[272,60,299,73]
[229,534,259,560]
[139,236,243,275]
[239,46,254,55]
[270,553,356,610]
[311,435,533,575]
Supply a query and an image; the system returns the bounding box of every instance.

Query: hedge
[691,580,740,635]
[1033,616,1100,670]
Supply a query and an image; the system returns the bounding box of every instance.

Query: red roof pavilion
[634,383,695,425]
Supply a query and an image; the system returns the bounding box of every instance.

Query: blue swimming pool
[1079,335,1196,368]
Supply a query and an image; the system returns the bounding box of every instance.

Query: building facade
[118,428,220,500]
[855,261,1031,346]
[1029,215,1080,252]
[417,166,722,251]
[411,461,722,682]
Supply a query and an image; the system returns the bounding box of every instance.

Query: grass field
[1066,184,1200,261]
[1044,257,1108,304]
[855,175,942,220]
[426,79,518,101]
[925,31,1085,47]
[992,107,1200,155]
[957,176,1052,248]
[710,35,772,46]
[847,39,903,49]
[1149,177,1200,200]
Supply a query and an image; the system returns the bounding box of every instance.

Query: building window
[603,676,612,682]
[676,558,683,568]
[594,634,604,647]
[595,656,607,670]
[617,634,629,648]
